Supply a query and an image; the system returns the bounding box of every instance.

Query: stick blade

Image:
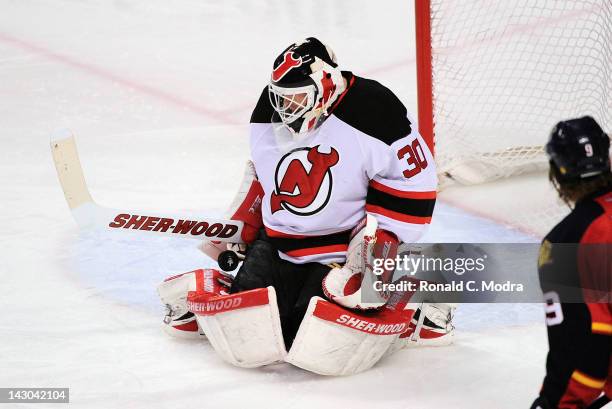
[50,129,95,229]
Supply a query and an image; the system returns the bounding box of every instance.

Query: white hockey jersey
[249,72,437,264]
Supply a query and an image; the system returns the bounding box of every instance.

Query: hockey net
[416,0,612,237]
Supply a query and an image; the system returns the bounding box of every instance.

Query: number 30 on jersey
[398,138,428,178]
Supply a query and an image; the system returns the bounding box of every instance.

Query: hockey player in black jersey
[156,38,454,375]
[531,116,612,409]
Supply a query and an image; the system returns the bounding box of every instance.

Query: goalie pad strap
[312,299,410,335]
[187,288,269,315]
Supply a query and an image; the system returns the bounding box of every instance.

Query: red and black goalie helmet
[268,37,346,137]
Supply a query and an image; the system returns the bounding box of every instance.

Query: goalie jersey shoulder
[331,72,413,145]
[251,86,275,124]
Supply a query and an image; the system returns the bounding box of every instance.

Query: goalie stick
[50,129,245,243]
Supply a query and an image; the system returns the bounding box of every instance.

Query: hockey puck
[217,250,240,271]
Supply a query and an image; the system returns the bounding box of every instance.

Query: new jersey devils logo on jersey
[271,145,339,215]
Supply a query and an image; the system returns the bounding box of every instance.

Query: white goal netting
[428,0,611,186]
[422,0,611,237]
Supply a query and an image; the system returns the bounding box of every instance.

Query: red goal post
[415,0,435,154]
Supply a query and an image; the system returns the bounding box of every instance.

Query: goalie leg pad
[187,287,287,368]
[403,302,457,347]
[286,297,414,376]
[392,302,457,351]
[157,269,204,339]
[157,268,232,339]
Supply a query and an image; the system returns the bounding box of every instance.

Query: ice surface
[0,1,547,408]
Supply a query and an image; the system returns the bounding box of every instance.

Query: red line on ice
[0,5,595,127]
[0,31,240,125]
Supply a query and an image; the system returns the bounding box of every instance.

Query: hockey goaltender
[156,37,455,376]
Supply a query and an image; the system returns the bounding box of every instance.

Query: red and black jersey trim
[365,180,436,224]
[265,227,351,258]
[332,72,412,146]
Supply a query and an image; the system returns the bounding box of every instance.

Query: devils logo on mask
[272,51,303,82]
[271,145,339,215]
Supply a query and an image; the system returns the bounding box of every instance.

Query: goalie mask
[268,37,346,138]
